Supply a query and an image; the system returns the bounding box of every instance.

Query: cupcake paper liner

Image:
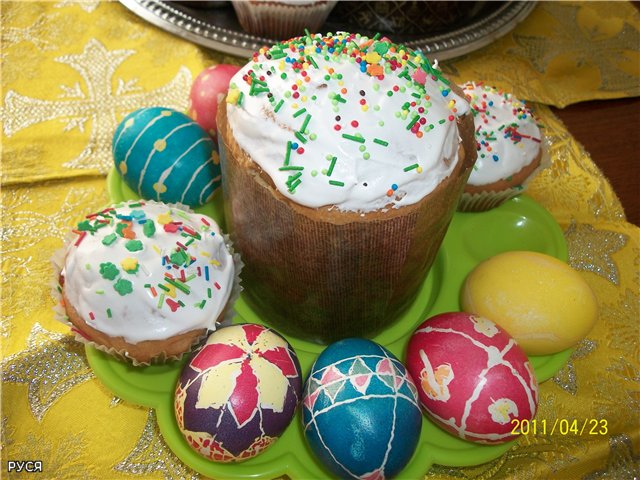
[458,136,552,212]
[231,0,337,39]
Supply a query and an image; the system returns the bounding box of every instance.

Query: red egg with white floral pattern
[175,324,302,462]
[406,312,538,444]
[188,64,241,138]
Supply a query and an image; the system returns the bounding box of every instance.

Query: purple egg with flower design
[174,324,302,462]
[302,338,422,479]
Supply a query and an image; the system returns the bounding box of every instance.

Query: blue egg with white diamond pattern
[112,107,220,208]
[302,338,422,479]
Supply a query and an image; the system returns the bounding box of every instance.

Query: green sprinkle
[284,140,292,166]
[299,114,311,133]
[403,163,419,172]
[237,91,244,106]
[106,308,112,318]
[341,133,365,143]
[76,220,96,232]
[275,99,285,112]
[143,221,155,238]
[295,131,307,144]
[102,233,117,246]
[293,108,307,118]
[170,250,189,266]
[114,278,133,296]
[157,284,170,293]
[309,133,317,141]
[327,156,337,177]
[373,138,389,146]
[308,55,319,69]
[99,262,119,280]
[406,114,420,130]
[165,277,190,294]
[363,152,370,160]
[311,169,318,177]
[279,165,304,171]
[286,172,303,186]
[95,290,104,295]
[329,180,345,187]
[125,240,143,252]
[288,178,302,192]
[157,293,165,309]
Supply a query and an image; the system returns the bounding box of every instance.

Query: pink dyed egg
[406,312,539,444]
[188,64,241,138]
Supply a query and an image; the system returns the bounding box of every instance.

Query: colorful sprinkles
[226,32,466,209]
[65,201,232,325]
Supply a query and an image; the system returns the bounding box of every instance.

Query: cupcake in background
[231,0,337,39]
[458,81,548,212]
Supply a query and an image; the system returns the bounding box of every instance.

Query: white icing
[225,32,469,213]
[462,82,542,187]
[62,201,234,344]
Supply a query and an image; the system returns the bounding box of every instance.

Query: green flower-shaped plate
[86,169,572,479]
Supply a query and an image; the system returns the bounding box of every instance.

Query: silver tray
[119,0,536,60]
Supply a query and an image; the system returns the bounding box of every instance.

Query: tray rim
[117,0,537,60]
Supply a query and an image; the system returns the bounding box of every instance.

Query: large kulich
[217,32,477,343]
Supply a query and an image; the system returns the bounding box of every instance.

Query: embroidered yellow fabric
[1,2,638,479]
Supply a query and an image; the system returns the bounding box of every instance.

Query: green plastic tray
[86,169,572,479]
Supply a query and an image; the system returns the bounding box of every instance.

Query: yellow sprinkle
[365,51,381,64]
[210,259,221,266]
[153,245,162,254]
[226,87,240,105]
[361,105,369,112]
[301,96,308,102]
[121,257,138,272]
[338,80,344,86]
[296,79,302,86]
[164,283,177,298]
[302,62,309,69]
[200,250,211,257]
[292,103,299,109]
[156,211,172,225]
[417,167,423,174]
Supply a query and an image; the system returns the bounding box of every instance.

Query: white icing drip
[462,81,542,186]
[62,201,234,344]
[225,33,470,213]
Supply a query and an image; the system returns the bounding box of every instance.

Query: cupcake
[231,1,337,39]
[217,32,476,343]
[54,200,238,364]
[458,81,546,212]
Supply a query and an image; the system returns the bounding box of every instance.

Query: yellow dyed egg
[461,251,598,356]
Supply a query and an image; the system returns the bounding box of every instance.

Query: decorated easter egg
[188,64,241,137]
[113,107,220,208]
[174,324,302,462]
[406,312,538,444]
[461,251,598,355]
[303,338,421,479]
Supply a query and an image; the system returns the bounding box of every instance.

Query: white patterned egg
[406,312,539,444]
[113,107,220,208]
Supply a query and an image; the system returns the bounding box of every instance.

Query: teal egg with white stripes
[113,107,220,208]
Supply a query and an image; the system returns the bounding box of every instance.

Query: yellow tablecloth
[1,1,639,479]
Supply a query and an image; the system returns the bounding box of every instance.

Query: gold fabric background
[1,1,638,479]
